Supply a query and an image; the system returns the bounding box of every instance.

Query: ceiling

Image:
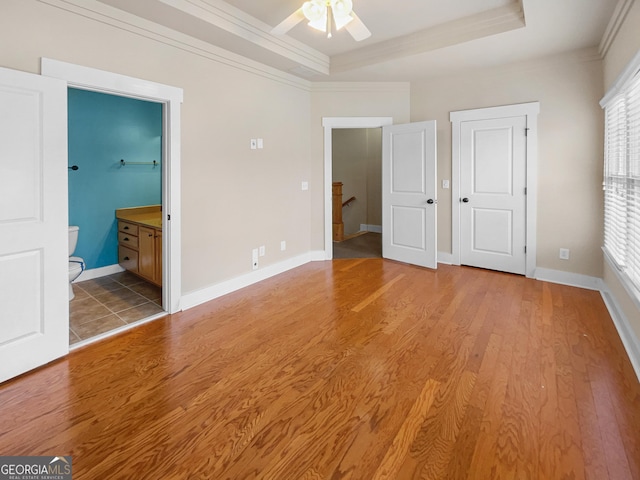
[95,0,620,81]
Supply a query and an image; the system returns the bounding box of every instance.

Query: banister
[342,196,356,208]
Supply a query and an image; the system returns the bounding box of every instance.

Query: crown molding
[311,82,410,93]
[599,0,635,58]
[415,47,602,85]
[158,0,329,75]
[38,0,313,90]
[330,3,526,74]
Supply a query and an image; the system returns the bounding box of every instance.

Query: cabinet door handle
[123,237,129,241]
[124,256,130,261]
[123,226,129,230]
[148,233,153,237]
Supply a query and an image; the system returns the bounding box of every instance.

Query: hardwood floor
[0,259,638,479]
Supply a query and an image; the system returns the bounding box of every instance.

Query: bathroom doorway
[67,89,164,344]
[42,58,183,348]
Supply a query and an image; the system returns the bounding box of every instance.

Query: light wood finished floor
[1,259,639,479]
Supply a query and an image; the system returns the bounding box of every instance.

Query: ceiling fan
[272,0,371,41]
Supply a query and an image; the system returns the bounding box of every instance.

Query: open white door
[0,67,68,383]
[382,121,437,269]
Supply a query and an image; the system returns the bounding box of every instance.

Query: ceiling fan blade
[345,12,371,41]
[271,8,306,35]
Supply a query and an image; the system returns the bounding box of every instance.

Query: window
[602,65,640,299]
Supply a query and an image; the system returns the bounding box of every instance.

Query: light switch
[442,180,450,189]
[301,181,309,191]
[250,139,257,150]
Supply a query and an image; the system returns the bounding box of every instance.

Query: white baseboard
[181,253,317,310]
[310,250,328,262]
[359,224,382,233]
[437,252,454,265]
[74,263,125,282]
[601,289,640,382]
[534,267,603,291]
[535,266,639,381]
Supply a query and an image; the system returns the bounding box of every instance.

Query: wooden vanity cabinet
[118,221,139,273]
[137,226,154,281]
[118,220,162,286]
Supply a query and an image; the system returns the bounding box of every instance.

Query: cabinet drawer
[118,221,139,236]
[118,245,139,272]
[118,231,139,249]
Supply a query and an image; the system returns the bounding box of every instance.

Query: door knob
[427,199,435,204]
[462,197,469,203]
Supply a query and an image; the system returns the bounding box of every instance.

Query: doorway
[323,117,438,268]
[322,117,393,259]
[331,127,383,259]
[67,88,164,344]
[41,58,184,343]
[450,102,539,277]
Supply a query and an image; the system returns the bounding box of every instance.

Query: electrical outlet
[257,138,264,149]
[259,245,265,257]
[280,240,286,251]
[559,248,570,260]
[252,248,259,270]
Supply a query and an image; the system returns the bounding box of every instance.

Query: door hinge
[525,187,527,195]
[525,128,530,136]
[524,246,527,253]
[168,214,171,220]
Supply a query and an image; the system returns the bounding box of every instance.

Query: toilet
[68,226,85,301]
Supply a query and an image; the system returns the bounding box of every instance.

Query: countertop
[116,205,162,229]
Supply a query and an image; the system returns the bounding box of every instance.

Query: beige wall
[332,128,382,236]
[310,84,410,251]
[0,1,412,295]
[601,1,640,339]
[411,49,605,277]
[0,0,312,294]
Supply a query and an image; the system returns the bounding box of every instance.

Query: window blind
[603,68,640,296]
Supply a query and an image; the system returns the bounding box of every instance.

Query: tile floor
[69,271,164,345]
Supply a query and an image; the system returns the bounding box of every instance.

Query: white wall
[411,48,605,277]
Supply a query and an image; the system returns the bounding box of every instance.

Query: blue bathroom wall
[68,88,162,270]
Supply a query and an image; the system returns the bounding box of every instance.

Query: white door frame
[322,117,393,259]
[41,58,183,314]
[450,102,539,278]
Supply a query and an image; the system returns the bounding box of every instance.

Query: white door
[459,115,527,274]
[0,67,68,383]
[382,121,437,269]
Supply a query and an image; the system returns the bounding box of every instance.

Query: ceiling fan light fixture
[291,0,365,39]
[302,0,327,30]
[331,0,353,18]
[331,0,353,30]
